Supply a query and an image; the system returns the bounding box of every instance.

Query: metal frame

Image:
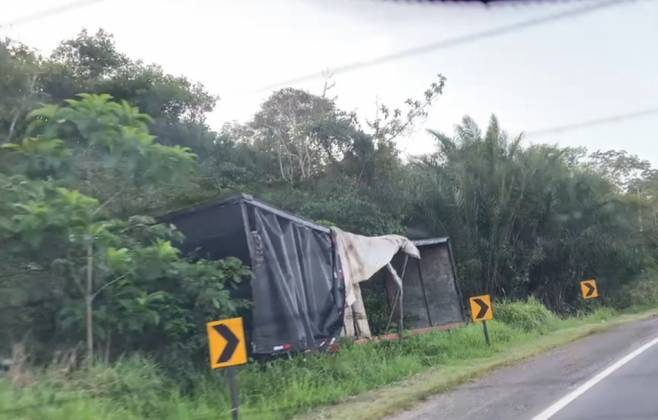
[244,196,330,234]
[161,193,330,234]
[412,237,449,247]
[416,258,434,327]
[383,238,467,334]
[239,201,256,263]
[446,238,467,322]
[398,256,409,336]
[383,256,409,336]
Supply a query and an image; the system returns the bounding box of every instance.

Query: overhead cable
[255,0,635,92]
[525,106,658,137]
[0,0,104,29]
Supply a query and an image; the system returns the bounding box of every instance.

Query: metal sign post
[226,367,239,420]
[207,317,248,420]
[482,320,491,347]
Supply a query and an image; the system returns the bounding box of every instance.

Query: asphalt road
[388,315,658,420]
[548,335,658,420]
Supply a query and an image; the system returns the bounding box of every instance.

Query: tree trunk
[6,75,37,144]
[104,332,111,364]
[86,240,94,368]
[7,111,20,144]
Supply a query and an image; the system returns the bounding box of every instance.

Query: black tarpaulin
[249,206,343,353]
[161,194,344,355]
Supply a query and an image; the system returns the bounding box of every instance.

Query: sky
[2,0,658,163]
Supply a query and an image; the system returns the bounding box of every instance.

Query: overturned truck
[162,194,465,356]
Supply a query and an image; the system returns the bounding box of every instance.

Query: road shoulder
[298,310,658,420]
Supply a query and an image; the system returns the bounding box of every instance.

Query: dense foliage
[0,84,249,366]
[2,30,658,369]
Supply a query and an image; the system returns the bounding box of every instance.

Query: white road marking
[531,336,658,420]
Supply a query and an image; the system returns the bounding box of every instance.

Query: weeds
[0,300,650,420]
[495,297,558,333]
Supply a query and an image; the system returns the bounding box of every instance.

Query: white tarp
[331,227,420,306]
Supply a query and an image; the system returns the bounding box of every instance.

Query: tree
[248,88,360,185]
[45,30,217,150]
[411,116,649,309]
[588,149,651,192]
[423,116,529,294]
[0,30,218,154]
[1,95,248,365]
[0,31,226,216]
[367,74,445,146]
[0,40,43,143]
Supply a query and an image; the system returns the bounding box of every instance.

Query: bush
[612,271,658,309]
[495,297,558,333]
[584,307,617,322]
[40,354,173,418]
[71,355,165,395]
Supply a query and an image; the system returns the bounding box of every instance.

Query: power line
[0,0,104,29]
[524,106,658,137]
[255,0,635,92]
[2,0,652,142]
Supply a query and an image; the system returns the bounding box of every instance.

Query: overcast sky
[2,0,658,163]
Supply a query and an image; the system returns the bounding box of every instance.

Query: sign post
[226,367,239,420]
[207,317,247,420]
[580,279,599,300]
[481,318,491,346]
[469,294,493,346]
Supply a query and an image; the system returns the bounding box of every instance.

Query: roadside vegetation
[2,30,658,419]
[2,301,655,420]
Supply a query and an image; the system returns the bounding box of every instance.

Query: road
[388,316,658,420]
[546,335,658,420]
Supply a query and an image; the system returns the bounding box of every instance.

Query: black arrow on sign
[584,282,596,297]
[214,324,239,363]
[474,298,489,319]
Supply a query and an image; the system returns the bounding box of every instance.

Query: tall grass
[495,297,559,333]
[0,300,626,420]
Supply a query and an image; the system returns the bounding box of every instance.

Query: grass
[304,306,658,420]
[1,304,656,420]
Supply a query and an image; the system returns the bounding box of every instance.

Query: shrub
[612,271,658,309]
[584,307,617,322]
[43,354,173,418]
[495,297,558,333]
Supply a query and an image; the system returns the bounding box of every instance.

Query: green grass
[1,305,656,420]
[306,307,658,420]
[495,297,559,332]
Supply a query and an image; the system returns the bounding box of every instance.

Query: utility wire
[0,0,104,29]
[2,0,653,140]
[255,0,635,92]
[524,106,658,137]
